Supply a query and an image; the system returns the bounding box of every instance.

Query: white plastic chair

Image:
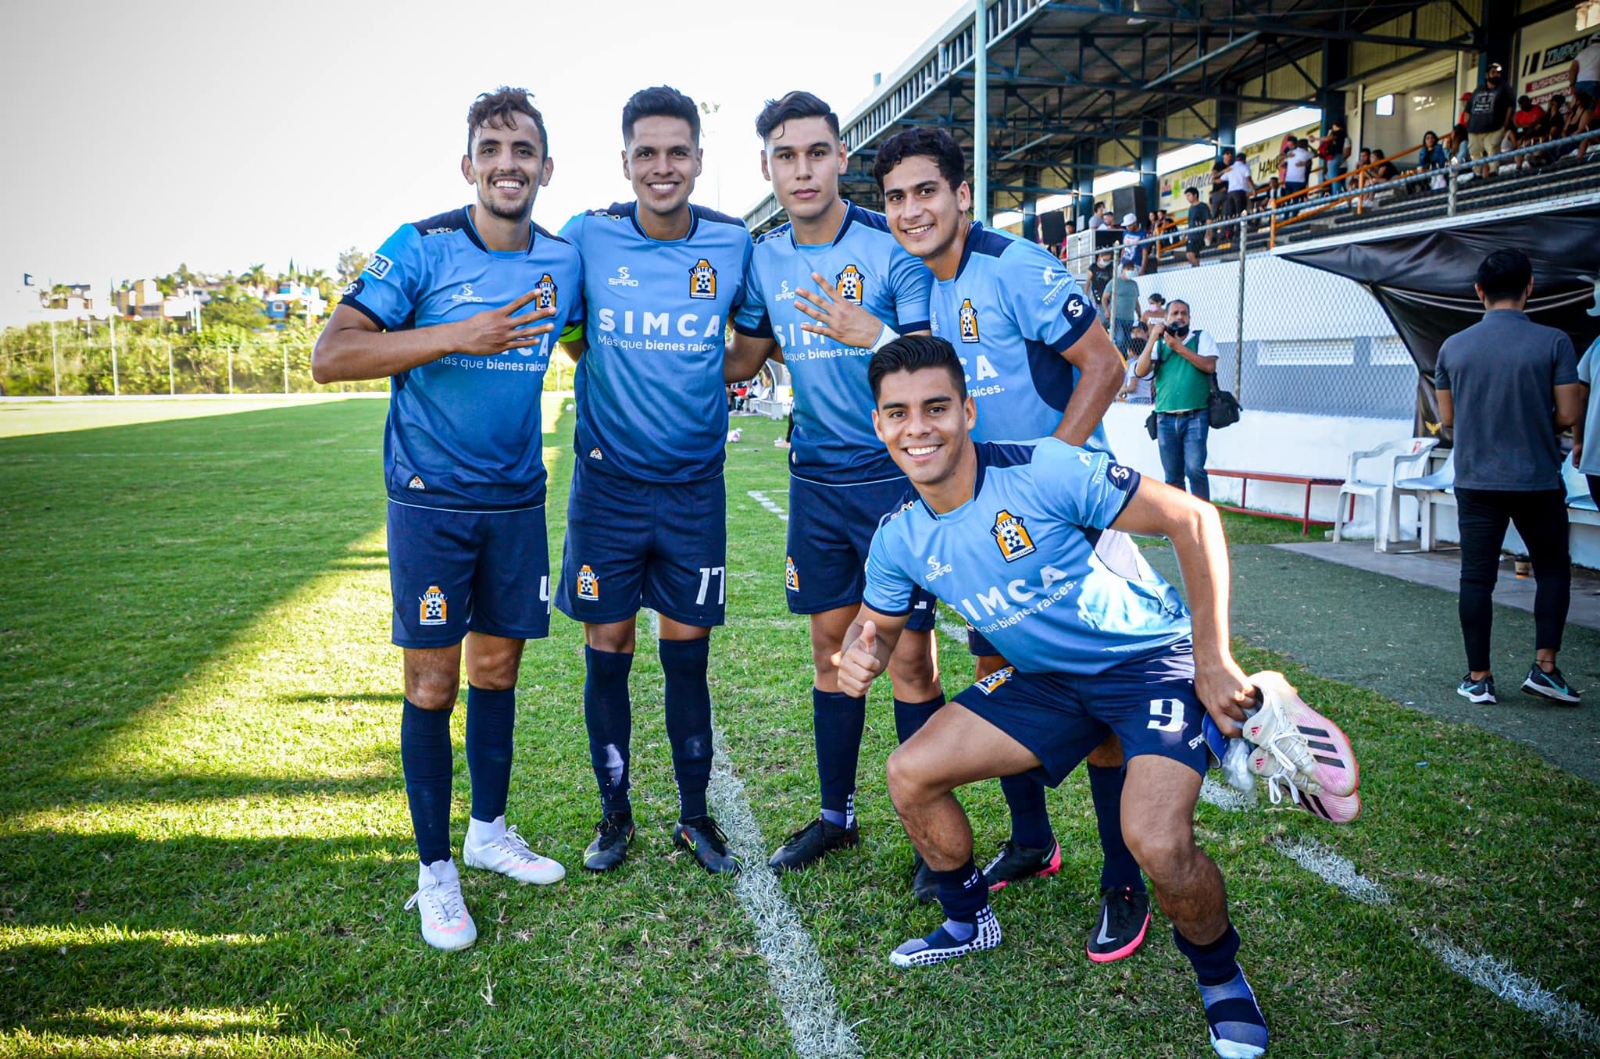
[1393,449,1455,551]
[1331,438,1438,551]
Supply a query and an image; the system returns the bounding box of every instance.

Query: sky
[0,0,964,291]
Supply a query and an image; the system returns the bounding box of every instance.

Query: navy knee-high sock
[1088,764,1144,893]
[465,685,516,824]
[661,638,713,822]
[583,646,634,817]
[892,694,945,744]
[814,688,866,826]
[1001,774,1054,849]
[401,698,454,865]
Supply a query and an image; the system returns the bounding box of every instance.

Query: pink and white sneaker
[463,817,566,885]
[405,859,477,951]
[1242,672,1360,798]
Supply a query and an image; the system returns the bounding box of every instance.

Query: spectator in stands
[1222,151,1254,222]
[1087,248,1114,311]
[1451,93,1473,162]
[1120,212,1149,275]
[1134,299,1219,501]
[1510,95,1548,153]
[1467,63,1515,176]
[1435,248,1584,706]
[1372,149,1399,181]
[1182,186,1210,267]
[1141,292,1167,328]
[1088,201,1108,230]
[1577,293,1600,508]
[1210,147,1236,215]
[1568,37,1600,127]
[1105,262,1141,350]
[1317,120,1351,194]
[1282,138,1314,215]
[1413,130,1450,172]
[1118,322,1153,404]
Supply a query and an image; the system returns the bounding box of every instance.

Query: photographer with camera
[1134,299,1219,500]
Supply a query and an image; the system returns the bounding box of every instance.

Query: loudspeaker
[1111,185,1149,225]
[1094,229,1121,252]
[1039,210,1067,244]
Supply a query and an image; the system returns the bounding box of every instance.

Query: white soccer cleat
[463,819,566,885]
[1242,672,1359,798]
[405,859,477,951]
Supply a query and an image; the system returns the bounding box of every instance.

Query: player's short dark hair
[872,128,965,192]
[868,335,968,402]
[622,86,700,144]
[756,91,839,142]
[1476,248,1533,301]
[467,87,547,157]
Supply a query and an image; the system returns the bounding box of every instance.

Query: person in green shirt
[1134,299,1219,500]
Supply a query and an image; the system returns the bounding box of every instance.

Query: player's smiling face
[761,117,846,222]
[873,367,976,500]
[461,111,551,223]
[882,155,970,263]
[623,116,701,222]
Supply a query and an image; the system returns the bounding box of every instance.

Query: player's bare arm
[725,331,780,382]
[1049,323,1125,446]
[834,609,909,698]
[312,290,557,384]
[793,271,930,347]
[1109,477,1253,735]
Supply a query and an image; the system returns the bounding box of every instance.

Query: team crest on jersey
[834,264,865,305]
[958,298,980,343]
[991,509,1036,562]
[689,259,718,299]
[975,665,1015,695]
[588,447,603,461]
[784,556,800,592]
[576,564,600,602]
[533,274,558,311]
[419,585,448,626]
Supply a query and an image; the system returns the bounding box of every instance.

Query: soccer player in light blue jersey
[312,88,582,951]
[555,87,753,876]
[724,91,946,884]
[874,128,1153,963]
[839,337,1270,1059]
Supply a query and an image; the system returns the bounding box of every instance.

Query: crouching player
[839,335,1271,1057]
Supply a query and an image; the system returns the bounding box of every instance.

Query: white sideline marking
[746,489,789,522]
[937,620,968,645]
[708,735,863,1058]
[1198,776,1255,813]
[1275,838,1599,1042]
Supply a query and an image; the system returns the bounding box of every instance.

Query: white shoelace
[405,876,465,922]
[1251,703,1318,781]
[1262,770,1306,808]
[490,824,540,862]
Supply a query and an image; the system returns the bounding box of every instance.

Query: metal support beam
[975,0,990,224]
[952,69,1310,107]
[1319,39,1350,129]
[1074,138,1097,222]
[1140,118,1160,219]
[1042,2,1476,51]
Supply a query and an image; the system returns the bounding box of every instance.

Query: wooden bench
[1208,469,1345,535]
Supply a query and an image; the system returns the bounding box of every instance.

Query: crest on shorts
[407,475,426,490]
[784,556,800,592]
[958,298,980,343]
[834,264,864,305]
[576,564,600,602]
[533,273,558,312]
[689,259,717,300]
[991,509,1036,562]
[419,585,448,626]
[975,665,1014,695]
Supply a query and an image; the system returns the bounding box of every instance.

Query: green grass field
[2,398,1597,1057]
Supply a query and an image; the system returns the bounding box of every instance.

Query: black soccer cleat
[1085,886,1151,963]
[910,851,938,904]
[768,816,859,873]
[981,839,1062,891]
[583,812,635,873]
[673,815,742,875]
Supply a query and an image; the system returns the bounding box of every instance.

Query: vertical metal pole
[50,320,59,397]
[167,341,175,395]
[973,0,989,225]
[1447,161,1458,216]
[1234,231,1247,397]
[228,346,234,394]
[109,313,119,396]
[283,344,290,394]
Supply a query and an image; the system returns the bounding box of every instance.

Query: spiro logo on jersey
[451,283,483,304]
[1063,292,1089,320]
[419,585,448,626]
[835,264,865,304]
[365,254,392,280]
[576,565,600,602]
[991,509,1036,562]
[608,266,639,287]
[533,274,558,311]
[1107,463,1135,490]
[958,298,980,343]
[975,666,1015,695]
[784,556,800,592]
[924,554,953,582]
[689,259,717,299]
[342,278,364,299]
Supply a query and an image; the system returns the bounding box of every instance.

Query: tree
[242,264,268,290]
[337,246,370,289]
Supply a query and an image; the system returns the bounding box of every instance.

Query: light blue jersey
[863,439,1190,674]
[562,202,753,484]
[734,203,931,483]
[344,206,584,511]
[929,223,1108,451]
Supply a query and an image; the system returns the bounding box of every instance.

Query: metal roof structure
[743,0,1544,234]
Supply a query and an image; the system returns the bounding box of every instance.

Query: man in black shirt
[1183,187,1210,267]
[1087,249,1114,309]
[1467,63,1515,176]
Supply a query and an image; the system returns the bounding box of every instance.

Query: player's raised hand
[835,620,886,698]
[794,271,893,349]
[1194,653,1254,739]
[452,288,559,356]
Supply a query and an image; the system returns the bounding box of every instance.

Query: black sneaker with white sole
[673,815,742,875]
[1522,664,1580,705]
[768,816,859,873]
[1456,674,1496,704]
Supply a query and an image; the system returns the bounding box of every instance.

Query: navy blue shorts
[556,460,727,627]
[787,473,936,632]
[967,624,1000,658]
[387,500,551,649]
[951,638,1209,785]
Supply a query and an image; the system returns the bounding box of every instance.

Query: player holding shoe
[557,86,754,876]
[723,91,946,881]
[873,127,1149,962]
[312,87,578,951]
[840,336,1271,1058]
